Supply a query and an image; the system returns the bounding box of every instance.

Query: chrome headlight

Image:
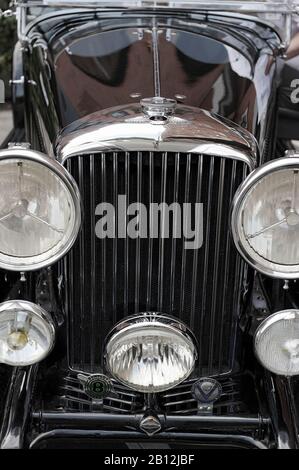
[0,300,55,366]
[0,147,81,271]
[105,313,197,393]
[232,157,299,278]
[255,310,299,376]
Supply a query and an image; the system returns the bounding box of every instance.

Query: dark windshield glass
[55,27,254,128]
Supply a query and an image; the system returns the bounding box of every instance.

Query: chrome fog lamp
[0,300,55,366]
[105,313,197,393]
[231,157,299,278]
[255,310,299,376]
[0,147,81,271]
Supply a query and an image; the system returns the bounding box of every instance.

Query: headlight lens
[0,300,55,366]
[0,148,81,271]
[105,313,197,393]
[255,310,299,376]
[232,157,299,278]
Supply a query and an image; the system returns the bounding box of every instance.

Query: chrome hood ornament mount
[141,97,177,123]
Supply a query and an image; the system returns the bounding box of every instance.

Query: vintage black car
[0,0,299,450]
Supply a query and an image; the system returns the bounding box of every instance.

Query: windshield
[53,26,254,127]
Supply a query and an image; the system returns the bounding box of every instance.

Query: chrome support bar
[0,366,38,449]
[151,18,161,98]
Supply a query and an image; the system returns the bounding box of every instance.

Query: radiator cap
[140,97,177,122]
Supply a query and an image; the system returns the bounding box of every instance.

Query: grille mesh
[64,151,248,376]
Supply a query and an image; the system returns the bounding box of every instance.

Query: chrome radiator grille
[59,373,250,415]
[64,151,248,376]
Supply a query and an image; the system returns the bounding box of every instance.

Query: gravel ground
[0,107,13,144]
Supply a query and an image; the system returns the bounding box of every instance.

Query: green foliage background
[0,0,16,101]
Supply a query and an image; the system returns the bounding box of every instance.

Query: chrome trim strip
[0,366,38,449]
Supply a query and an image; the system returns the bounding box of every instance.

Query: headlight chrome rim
[0,300,55,366]
[0,147,81,271]
[254,309,299,377]
[231,157,299,279]
[105,312,198,393]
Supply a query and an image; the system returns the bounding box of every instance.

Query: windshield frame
[15,1,299,13]
[16,0,295,45]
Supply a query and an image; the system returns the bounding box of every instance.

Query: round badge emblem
[81,374,112,400]
[192,378,222,404]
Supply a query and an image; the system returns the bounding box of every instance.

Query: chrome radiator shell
[56,104,256,377]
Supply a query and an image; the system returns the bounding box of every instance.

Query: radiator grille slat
[146,151,154,310]
[170,152,180,313]
[124,152,130,316]
[65,159,74,368]
[90,155,96,371]
[78,157,85,375]
[101,153,106,332]
[64,151,248,376]
[180,153,191,316]
[198,156,214,373]
[158,152,167,311]
[218,159,237,371]
[209,158,225,374]
[112,151,118,325]
[190,155,203,330]
[135,151,142,312]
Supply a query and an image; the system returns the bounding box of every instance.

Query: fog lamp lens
[105,313,197,393]
[255,310,299,376]
[0,300,55,366]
